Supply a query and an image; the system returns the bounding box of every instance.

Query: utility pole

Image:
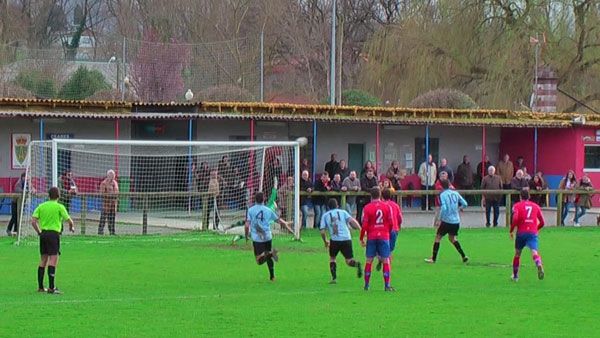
[329,0,336,106]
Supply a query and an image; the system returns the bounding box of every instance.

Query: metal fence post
[80,195,87,235]
[201,195,208,230]
[505,192,512,227]
[142,194,148,234]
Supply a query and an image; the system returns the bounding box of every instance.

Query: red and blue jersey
[511,200,545,235]
[386,200,402,232]
[360,200,393,241]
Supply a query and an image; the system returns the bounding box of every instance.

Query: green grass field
[1,227,599,337]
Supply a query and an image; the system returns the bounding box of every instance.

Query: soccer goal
[18,139,304,243]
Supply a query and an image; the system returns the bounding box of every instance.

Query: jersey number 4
[256,211,264,222]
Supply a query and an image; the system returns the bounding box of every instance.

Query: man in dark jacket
[324,154,339,179]
[313,172,332,228]
[456,155,474,204]
[476,155,493,186]
[356,170,379,222]
[300,170,314,229]
[481,166,503,227]
[336,160,350,180]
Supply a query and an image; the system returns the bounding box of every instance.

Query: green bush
[323,89,381,106]
[409,88,478,109]
[14,70,57,98]
[59,66,110,100]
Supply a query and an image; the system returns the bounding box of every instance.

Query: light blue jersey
[439,189,467,224]
[247,204,279,242]
[320,209,353,241]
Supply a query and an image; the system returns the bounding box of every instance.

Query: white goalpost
[18,139,304,243]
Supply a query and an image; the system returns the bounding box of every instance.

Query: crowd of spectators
[296,152,596,229]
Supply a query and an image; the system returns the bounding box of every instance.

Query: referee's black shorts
[329,240,354,259]
[253,240,272,256]
[39,230,61,256]
[437,222,460,237]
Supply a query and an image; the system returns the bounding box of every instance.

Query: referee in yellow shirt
[31,187,75,294]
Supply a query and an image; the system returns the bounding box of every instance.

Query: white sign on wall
[11,133,31,169]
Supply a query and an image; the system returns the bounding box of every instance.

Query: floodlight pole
[329,0,336,106]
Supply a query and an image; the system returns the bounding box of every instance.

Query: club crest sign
[11,133,31,169]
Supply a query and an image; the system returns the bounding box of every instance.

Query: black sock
[267,258,275,279]
[453,241,466,258]
[432,242,440,261]
[347,259,356,267]
[37,267,45,289]
[330,262,337,280]
[47,266,56,289]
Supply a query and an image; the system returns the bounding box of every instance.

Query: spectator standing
[337,160,350,180]
[386,161,403,190]
[497,154,514,190]
[514,156,525,173]
[301,158,311,175]
[535,171,550,206]
[574,176,594,227]
[418,154,437,211]
[476,155,493,185]
[330,173,343,205]
[509,169,529,219]
[98,170,119,235]
[521,166,532,181]
[196,162,211,195]
[300,170,314,229]
[529,174,546,206]
[278,176,295,222]
[325,154,339,179]
[59,170,77,213]
[357,170,379,221]
[381,179,396,194]
[342,171,361,216]
[481,166,502,227]
[511,170,529,190]
[438,158,454,183]
[361,161,377,179]
[270,158,283,183]
[218,155,235,209]
[6,173,26,236]
[205,169,221,230]
[313,172,332,228]
[559,170,578,226]
[455,155,474,204]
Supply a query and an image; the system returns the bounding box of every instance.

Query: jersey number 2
[375,209,384,224]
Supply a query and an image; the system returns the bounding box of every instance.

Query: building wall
[578,127,600,205]
[0,119,131,193]
[500,126,600,206]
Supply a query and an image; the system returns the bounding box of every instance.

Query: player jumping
[319,198,362,284]
[510,189,546,281]
[360,187,395,291]
[425,179,469,264]
[245,191,293,281]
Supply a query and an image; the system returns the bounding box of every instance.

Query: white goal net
[18,139,301,242]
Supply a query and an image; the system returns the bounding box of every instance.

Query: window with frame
[584,145,600,170]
